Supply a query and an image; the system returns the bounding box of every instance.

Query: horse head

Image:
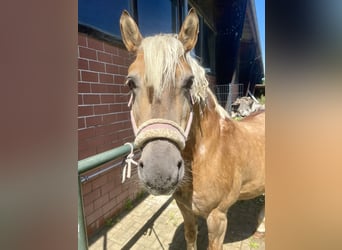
[120,9,199,195]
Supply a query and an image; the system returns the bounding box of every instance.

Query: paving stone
[88,195,265,250]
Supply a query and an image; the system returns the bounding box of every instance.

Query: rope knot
[122,143,138,183]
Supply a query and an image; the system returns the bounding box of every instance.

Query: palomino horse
[120,9,265,250]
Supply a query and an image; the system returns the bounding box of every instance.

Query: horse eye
[126,78,137,90]
[183,76,194,90]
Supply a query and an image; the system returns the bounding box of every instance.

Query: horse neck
[183,90,236,160]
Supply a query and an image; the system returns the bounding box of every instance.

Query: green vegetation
[257,94,265,105]
[124,198,133,210]
[249,239,260,249]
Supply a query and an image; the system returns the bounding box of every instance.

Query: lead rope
[122,142,138,183]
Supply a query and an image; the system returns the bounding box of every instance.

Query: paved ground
[89,194,265,250]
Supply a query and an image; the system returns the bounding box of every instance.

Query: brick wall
[78,33,134,160]
[78,32,143,237]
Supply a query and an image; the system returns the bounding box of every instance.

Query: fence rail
[78,143,134,250]
[214,83,244,114]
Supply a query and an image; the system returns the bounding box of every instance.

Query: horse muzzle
[137,139,184,195]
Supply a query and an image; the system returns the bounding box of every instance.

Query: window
[78,0,195,51]
[79,0,130,37]
[137,0,174,35]
[192,9,216,73]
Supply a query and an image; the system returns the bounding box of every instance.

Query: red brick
[97,51,112,63]
[91,84,108,93]
[116,112,130,121]
[86,207,103,224]
[82,71,98,82]
[78,117,85,129]
[115,94,129,103]
[121,134,132,142]
[118,66,128,75]
[120,85,130,94]
[105,64,119,74]
[78,58,88,70]
[101,181,115,194]
[84,202,94,216]
[124,120,133,128]
[109,104,122,112]
[79,148,96,160]
[78,82,91,93]
[89,61,105,72]
[118,129,133,139]
[78,140,91,153]
[78,34,87,46]
[107,84,121,94]
[114,75,126,84]
[94,104,109,115]
[102,198,119,215]
[92,175,107,189]
[118,48,128,57]
[105,169,117,183]
[121,103,130,112]
[83,188,101,205]
[97,143,115,154]
[78,106,93,116]
[86,135,105,148]
[95,123,121,136]
[78,127,95,140]
[112,55,125,65]
[103,133,119,145]
[127,54,135,63]
[78,70,81,81]
[104,43,118,54]
[100,94,115,104]
[79,47,97,60]
[117,189,129,204]
[102,114,117,124]
[83,94,100,104]
[109,185,122,200]
[87,37,104,51]
[78,94,83,105]
[99,73,113,84]
[94,193,109,210]
[82,182,92,195]
[86,116,103,127]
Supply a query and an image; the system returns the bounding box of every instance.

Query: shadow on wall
[169,195,265,250]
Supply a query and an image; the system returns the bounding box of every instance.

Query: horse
[120,9,265,250]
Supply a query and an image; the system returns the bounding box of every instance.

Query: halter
[128,93,194,150]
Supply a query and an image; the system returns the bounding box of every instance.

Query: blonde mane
[139,34,229,118]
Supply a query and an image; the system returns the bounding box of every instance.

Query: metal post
[78,175,88,250]
[77,143,135,249]
[227,83,232,115]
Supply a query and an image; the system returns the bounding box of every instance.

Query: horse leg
[206,209,227,250]
[176,200,198,250]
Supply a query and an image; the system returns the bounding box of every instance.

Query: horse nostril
[139,161,144,169]
[177,160,183,169]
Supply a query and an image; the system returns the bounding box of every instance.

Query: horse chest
[191,191,218,217]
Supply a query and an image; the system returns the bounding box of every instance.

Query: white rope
[122,142,138,183]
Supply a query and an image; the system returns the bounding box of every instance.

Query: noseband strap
[128,94,193,150]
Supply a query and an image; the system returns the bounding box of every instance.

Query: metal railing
[214,83,244,114]
[78,143,135,250]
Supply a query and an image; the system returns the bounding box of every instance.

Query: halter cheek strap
[128,93,194,150]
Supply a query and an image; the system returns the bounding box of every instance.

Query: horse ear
[120,10,143,52]
[178,8,199,52]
